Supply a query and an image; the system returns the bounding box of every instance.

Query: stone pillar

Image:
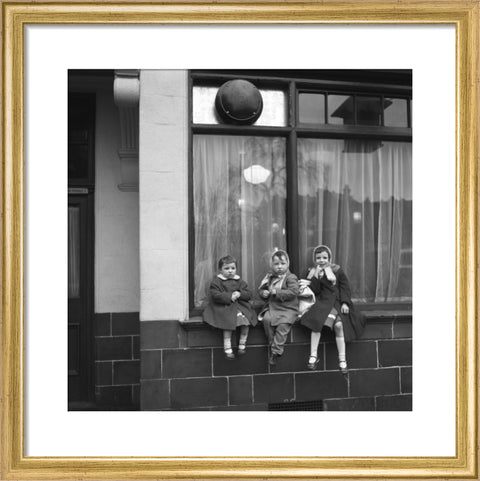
[138,70,189,321]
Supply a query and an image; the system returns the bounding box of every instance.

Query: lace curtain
[193,135,412,306]
[298,139,412,302]
[193,135,286,308]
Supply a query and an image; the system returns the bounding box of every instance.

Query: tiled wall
[94,312,140,408]
[139,314,412,411]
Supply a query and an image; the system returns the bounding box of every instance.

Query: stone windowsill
[179,309,412,331]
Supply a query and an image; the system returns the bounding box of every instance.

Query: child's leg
[334,319,347,371]
[309,331,321,364]
[270,323,291,357]
[262,314,274,346]
[238,325,249,354]
[223,330,235,359]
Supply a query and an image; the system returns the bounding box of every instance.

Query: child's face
[315,251,330,267]
[272,256,288,275]
[220,262,237,279]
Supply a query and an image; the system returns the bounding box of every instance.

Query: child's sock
[334,320,347,367]
[238,326,249,350]
[309,331,321,362]
[223,330,233,354]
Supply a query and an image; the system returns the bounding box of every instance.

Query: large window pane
[193,135,287,308]
[298,139,412,302]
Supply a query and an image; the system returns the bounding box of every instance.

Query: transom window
[190,70,412,312]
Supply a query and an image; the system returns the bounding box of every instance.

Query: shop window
[191,72,412,311]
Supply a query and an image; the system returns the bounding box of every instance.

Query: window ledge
[363,310,411,320]
[179,317,208,331]
[179,309,412,331]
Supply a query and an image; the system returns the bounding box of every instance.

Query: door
[68,91,95,407]
[68,191,94,404]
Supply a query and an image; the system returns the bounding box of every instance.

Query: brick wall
[94,312,140,408]
[140,313,412,411]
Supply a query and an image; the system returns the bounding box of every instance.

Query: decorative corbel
[113,69,140,192]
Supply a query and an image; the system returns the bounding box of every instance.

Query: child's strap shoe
[307,355,319,370]
[224,349,235,360]
[268,353,279,366]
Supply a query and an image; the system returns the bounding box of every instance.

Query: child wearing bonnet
[258,249,300,366]
[299,245,365,374]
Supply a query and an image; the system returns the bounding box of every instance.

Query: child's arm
[237,280,252,301]
[259,288,270,299]
[272,274,300,302]
[210,279,234,305]
[258,275,271,299]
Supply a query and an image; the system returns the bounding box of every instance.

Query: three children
[203,246,364,371]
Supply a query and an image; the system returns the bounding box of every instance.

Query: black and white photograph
[68,69,412,411]
[3,1,477,476]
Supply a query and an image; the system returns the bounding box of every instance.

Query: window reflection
[328,95,353,125]
[384,98,408,127]
[356,96,382,126]
[299,93,325,124]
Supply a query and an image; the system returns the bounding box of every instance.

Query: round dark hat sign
[215,79,263,125]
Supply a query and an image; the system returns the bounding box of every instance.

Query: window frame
[189,70,412,316]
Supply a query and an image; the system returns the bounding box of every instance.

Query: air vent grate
[268,400,323,411]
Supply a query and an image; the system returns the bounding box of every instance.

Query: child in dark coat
[299,245,365,373]
[203,255,256,359]
[258,250,299,365]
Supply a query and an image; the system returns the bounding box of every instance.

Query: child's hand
[341,303,350,314]
[231,291,240,301]
[299,279,311,288]
[260,290,269,299]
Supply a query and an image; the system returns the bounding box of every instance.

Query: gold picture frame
[1,1,478,479]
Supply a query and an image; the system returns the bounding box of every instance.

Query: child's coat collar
[217,274,240,281]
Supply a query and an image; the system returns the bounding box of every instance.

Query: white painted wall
[95,87,140,312]
[139,70,189,321]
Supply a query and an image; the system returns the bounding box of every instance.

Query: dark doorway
[68,92,95,407]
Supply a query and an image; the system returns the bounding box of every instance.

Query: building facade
[68,69,412,411]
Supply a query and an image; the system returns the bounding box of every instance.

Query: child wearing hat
[202,255,256,359]
[258,250,300,365]
[299,245,365,374]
